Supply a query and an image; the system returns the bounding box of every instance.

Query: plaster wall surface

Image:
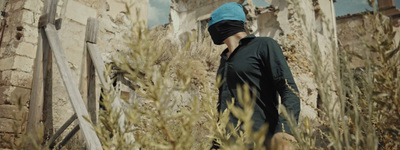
[170,0,237,41]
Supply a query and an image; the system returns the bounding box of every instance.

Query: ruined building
[0,0,400,148]
[169,0,337,122]
[0,0,148,148]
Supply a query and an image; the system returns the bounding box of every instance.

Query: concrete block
[0,132,14,149]
[10,70,33,88]
[5,0,23,12]
[0,70,33,88]
[16,42,37,58]
[12,56,34,73]
[0,86,31,105]
[1,29,14,44]
[23,0,42,13]
[0,105,28,120]
[21,10,34,25]
[0,57,14,71]
[22,25,39,44]
[0,86,12,105]
[65,0,97,25]
[0,118,16,133]
[0,70,12,86]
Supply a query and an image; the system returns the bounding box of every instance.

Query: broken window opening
[197,18,210,42]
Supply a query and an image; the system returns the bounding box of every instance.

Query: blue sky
[148,0,400,28]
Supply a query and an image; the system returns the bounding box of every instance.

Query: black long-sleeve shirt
[217,34,300,135]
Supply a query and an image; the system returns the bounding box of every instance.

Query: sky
[148,0,400,28]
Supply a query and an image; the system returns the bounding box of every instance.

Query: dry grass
[281,0,400,149]
[4,0,400,149]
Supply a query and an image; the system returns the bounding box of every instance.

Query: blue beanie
[208,2,246,28]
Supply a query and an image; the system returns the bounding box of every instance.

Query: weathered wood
[55,18,62,30]
[47,0,58,24]
[87,52,97,123]
[85,18,99,124]
[57,125,80,149]
[42,27,53,140]
[85,18,99,43]
[26,0,58,143]
[26,27,44,139]
[43,0,58,140]
[38,14,49,28]
[87,43,110,91]
[48,114,77,149]
[45,24,102,150]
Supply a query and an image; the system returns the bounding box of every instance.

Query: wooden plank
[48,114,77,149]
[57,125,80,149]
[47,0,58,24]
[85,18,99,44]
[85,18,99,124]
[87,51,97,123]
[45,24,102,150]
[87,43,110,91]
[39,14,49,28]
[26,27,44,139]
[43,0,58,140]
[42,27,53,140]
[26,0,57,143]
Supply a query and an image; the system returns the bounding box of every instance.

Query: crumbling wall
[0,0,40,147]
[168,0,337,124]
[0,0,148,148]
[170,0,237,45]
[336,14,366,68]
[337,13,400,68]
[257,0,337,123]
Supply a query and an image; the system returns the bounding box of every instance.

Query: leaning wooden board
[87,43,110,90]
[45,24,102,150]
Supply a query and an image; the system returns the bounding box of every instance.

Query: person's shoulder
[252,36,279,45]
[254,36,276,42]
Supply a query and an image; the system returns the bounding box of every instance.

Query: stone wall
[258,0,338,123]
[0,0,148,148]
[0,0,39,147]
[337,13,400,68]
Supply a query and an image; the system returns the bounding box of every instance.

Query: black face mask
[208,20,246,45]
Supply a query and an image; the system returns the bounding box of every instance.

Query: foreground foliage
[4,0,399,149]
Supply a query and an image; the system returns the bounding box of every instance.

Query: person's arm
[259,38,301,135]
[260,38,300,149]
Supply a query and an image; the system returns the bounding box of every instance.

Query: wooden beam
[57,125,80,149]
[85,18,99,124]
[26,0,58,143]
[26,27,44,139]
[85,18,99,44]
[48,114,77,149]
[38,14,49,28]
[42,0,58,140]
[87,43,110,91]
[45,24,102,150]
[42,27,53,140]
